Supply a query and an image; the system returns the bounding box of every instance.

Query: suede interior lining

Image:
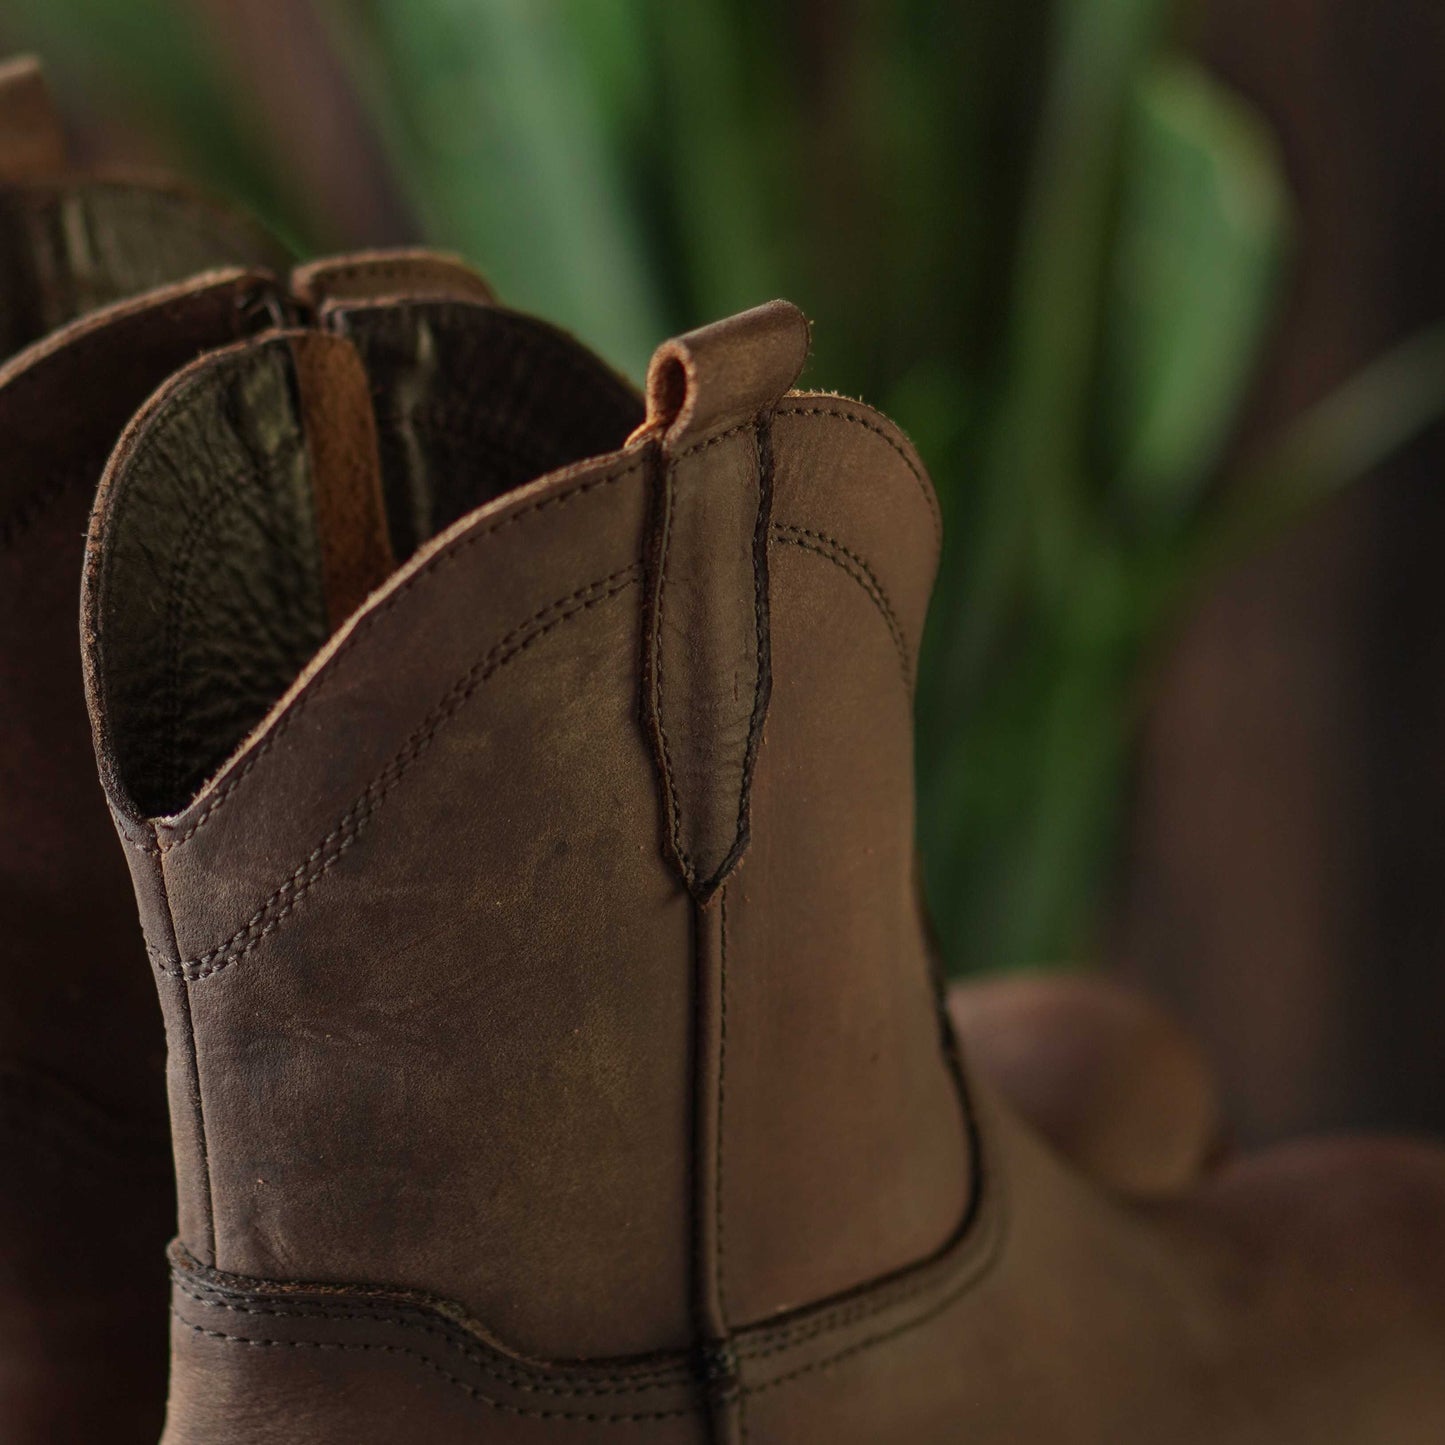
[98,300,645,818]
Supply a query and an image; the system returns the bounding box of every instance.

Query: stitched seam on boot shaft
[172,1139,1002,1421]
[650,414,775,902]
[651,442,687,877]
[170,1255,692,1387]
[153,566,641,980]
[768,523,913,688]
[773,402,940,544]
[173,1282,690,1397]
[158,398,927,852]
[172,1320,697,1423]
[715,890,731,1328]
[648,418,761,887]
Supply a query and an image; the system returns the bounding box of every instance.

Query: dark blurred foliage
[3,0,1443,1139]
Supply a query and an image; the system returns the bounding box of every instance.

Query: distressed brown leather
[84,291,1445,1444]
[80,292,968,1440]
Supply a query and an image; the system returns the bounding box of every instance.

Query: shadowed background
[6,0,1442,1145]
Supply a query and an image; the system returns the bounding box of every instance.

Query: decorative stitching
[159,567,640,981]
[652,445,690,878]
[303,258,484,291]
[720,414,776,895]
[735,1031,987,1363]
[774,402,941,542]
[173,1279,688,1397]
[769,523,913,687]
[159,461,644,851]
[741,1194,1007,1400]
[152,405,905,853]
[173,1318,695,1424]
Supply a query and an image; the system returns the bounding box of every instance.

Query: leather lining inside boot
[91,300,644,819]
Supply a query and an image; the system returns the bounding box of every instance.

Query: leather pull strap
[0,55,66,181]
[289,333,396,632]
[638,300,810,903]
[291,249,495,314]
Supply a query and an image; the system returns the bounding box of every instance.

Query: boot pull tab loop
[638,301,811,904]
[633,298,811,448]
[0,55,67,182]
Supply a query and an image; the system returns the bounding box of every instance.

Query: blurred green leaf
[1184,317,1445,591]
[329,0,668,376]
[1102,56,1289,530]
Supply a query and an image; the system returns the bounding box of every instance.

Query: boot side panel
[99,439,699,1361]
[163,1263,708,1445]
[711,400,973,1327]
[174,567,697,1359]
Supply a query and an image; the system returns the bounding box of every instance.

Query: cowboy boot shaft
[84,294,973,1440]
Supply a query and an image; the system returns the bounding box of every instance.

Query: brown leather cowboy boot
[82,289,1445,1443]
[0,54,499,1442]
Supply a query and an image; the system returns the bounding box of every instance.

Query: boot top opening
[86,298,644,819]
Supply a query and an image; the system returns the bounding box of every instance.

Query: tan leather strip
[0,56,66,181]
[290,332,396,631]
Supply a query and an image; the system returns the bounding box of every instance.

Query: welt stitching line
[174,1286,686,1397]
[773,404,941,541]
[769,524,913,686]
[156,568,640,981]
[159,460,644,851]
[173,1319,694,1424]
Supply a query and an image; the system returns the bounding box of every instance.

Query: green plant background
[12,0,1445,972]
